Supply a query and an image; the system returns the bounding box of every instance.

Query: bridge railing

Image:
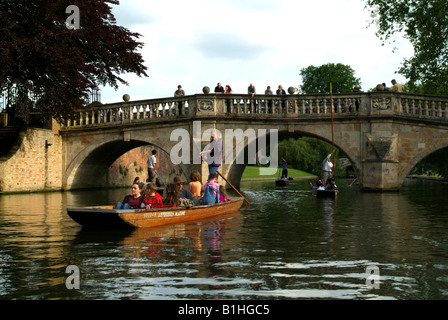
[398,94,448,119]
[62,92,448,128]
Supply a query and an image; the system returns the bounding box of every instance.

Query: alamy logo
[365,265,380,290]
[65,265,80,290]
[65,5,80,30]
[170,121,278,175]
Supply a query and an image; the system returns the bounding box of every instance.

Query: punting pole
[330,83,336,182]
[216,170,250,205]
[201,156,250,205]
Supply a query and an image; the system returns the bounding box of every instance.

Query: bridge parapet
[61,92,448,129]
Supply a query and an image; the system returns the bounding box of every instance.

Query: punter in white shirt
[322,151,334,185]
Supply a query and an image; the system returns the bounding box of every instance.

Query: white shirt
[147,155,157,169]
[322,154,333,172]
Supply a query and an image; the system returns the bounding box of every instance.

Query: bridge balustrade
[62,92,448,128]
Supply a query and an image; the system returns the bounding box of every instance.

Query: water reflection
[0,179,448,299]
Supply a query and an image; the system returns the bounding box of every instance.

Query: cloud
[193,30,270,60]
[99,0,414,103]
[111,0,155,27]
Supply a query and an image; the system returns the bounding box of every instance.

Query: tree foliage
[414,148,448,178]
[299,63,361,94]
[278,137,340,175]
[365,0,448,95]
[0,0,148,123]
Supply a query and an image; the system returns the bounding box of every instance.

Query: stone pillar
[360,119,401,191]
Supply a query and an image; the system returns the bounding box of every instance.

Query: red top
[125,195,144,209]
[142,193,164,209]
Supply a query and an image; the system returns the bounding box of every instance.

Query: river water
[0,178,447,300]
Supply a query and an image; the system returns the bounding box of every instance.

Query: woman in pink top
[202,173,219,205]
[219,185,229,202]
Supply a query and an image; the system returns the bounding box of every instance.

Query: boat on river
[67,197,244,229]
[312,189,338,199]
[275,179,288,187]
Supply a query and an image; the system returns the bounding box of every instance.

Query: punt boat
[67,197,244,229]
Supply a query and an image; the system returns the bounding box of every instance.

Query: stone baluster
[291,98,297,115]
[300,99,305,115]
[146,104,149,118]
[404,98,409,114]
[445,101,448,119]
[180,100,185,116]
[160,102,166,117]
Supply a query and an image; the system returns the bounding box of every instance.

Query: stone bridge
[59,91,448,191]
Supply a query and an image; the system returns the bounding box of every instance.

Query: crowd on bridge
[171,79,404,115]
[173,79,404,98]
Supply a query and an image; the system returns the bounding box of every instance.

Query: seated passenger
[326,179,338,190]
[219,185,230,202]
[202,173,219,205]
[174,176,194,200]
[312,179,325,190]
[142,183,164,209]
[114,182,145,209]
[188,171,202,197]
[163,183,179,207]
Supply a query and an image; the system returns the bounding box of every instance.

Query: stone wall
[106,146,186,188]
[0,128,62,193]
[0,129,188,193]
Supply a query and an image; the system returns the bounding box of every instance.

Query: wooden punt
[67,197,244,229]
[312,189,338,199]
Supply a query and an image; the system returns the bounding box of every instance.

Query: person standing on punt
[200,130,222,175]
[147,150,158,184]
[322,151,334,186]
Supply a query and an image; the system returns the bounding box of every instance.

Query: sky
[99,0,414,104]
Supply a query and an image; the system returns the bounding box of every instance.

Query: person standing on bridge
[224,85,233,113]
[147,150,158,184]
[248,83,257,113]
[391,79,404,93]
[277,85,286,111]
[265,86,273,113]
[214,83,224,94]
[322,151,335,185]
[174,85,185,115]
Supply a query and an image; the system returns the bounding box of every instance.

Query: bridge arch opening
[66,140,178,190]
[403,146,448,183]
[223,129,360,188]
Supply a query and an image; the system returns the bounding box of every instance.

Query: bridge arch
[400,141,448,184]
[64,138,174,190]
[217,126,361,188]
[59,92,448,192]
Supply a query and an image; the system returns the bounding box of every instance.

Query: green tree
[279,137,340,175]
[299,63,361,94]
[365,0,448,96]
[0,0,148,123]
[414,148,448,178]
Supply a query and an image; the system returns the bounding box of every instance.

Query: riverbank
[242,176,317,181]
[407,175,448,183]
[241,166,315,179]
